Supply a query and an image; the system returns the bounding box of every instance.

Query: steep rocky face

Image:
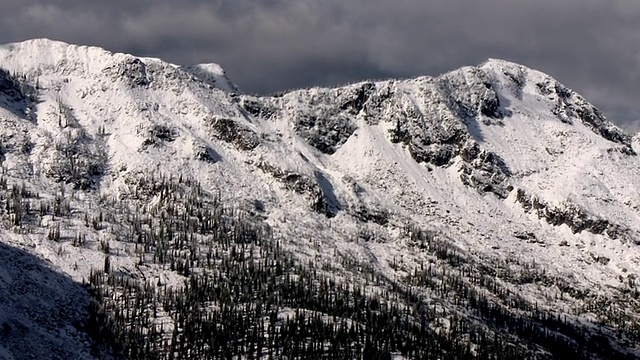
[103,57,150,87]
[205,116,261,151]
[238,66,515,198]
[515,188,628,240]
[458,139,513,198]
[240,90,360,155]
[255,160,339,217]
[536,78,633,150]
[234,59,635,211]
[438,66,507,120]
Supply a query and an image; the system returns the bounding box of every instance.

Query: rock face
[458,140,513,198]
[536,78,633,149]
[237,66,515,201]
[141,124,178,148]
[515,188,627,239]
[205,116,260,151]
[102,56,150,87]
[243,91,360,155]
[255,160,338,217]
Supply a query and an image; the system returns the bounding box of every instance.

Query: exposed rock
[205,116,260,151]
[360,82,394,125]
[291,109,356,155]
[103,57,149,87]
[513,231,540,243]
[574,105,632,150]
[192,141,219,163]
[180,63,240,93]
[410,142,457,167]
[237,97,279,120]
[257,85,365,154]
[256,161,336,217]
[590,253,611,265]
[140,124,178,148]
[438,66,506,120]
[375,72,514,198]
[499,65,528,99]
[338,82,376,115]
[352,204,389,226]
[458,140,513,198]
[515,188,627,238]
[387,85,468,167]
[537,79,633,151]
[238,97,263,117]
[389,102,513,198]
[149,124,176,142]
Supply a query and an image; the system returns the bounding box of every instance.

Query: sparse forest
[2,171,636,359]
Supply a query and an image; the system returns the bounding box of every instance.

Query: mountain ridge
[0,38,639,358]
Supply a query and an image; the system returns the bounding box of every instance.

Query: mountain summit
[1,39,639,359]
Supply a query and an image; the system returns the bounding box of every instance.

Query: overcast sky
[1,0,640,129]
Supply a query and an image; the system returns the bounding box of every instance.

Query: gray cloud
[1,0,640,128]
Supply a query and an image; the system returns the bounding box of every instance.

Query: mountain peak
[3,37,73,49]
[181,63,239,93]
[0,37,112,61]
[482,57,528,68]
[0,38,237,93]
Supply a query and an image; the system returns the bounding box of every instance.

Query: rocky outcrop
[496,63,528,99]
[288,92,358,154]
[352,204,389,226]
[515,188,626,239]
[458,140,513,198]
[438,66,507,120]
[205,116,260,151]
[240,84,373,154]
[140,124,178,148]
[255,161,337,217]
[338,82,376,115]
[238,97,279,120]
[102,57,149,87]
[536,79,633,152]
[382,71,514,198]
[336,81,396,125]
[386,81,469,167]
[192,141,219,163]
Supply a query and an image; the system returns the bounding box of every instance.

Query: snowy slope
[1,39,639,358]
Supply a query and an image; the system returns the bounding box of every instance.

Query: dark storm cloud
[1,0,640,127]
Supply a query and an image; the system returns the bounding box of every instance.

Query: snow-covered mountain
[1,38,639,359]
